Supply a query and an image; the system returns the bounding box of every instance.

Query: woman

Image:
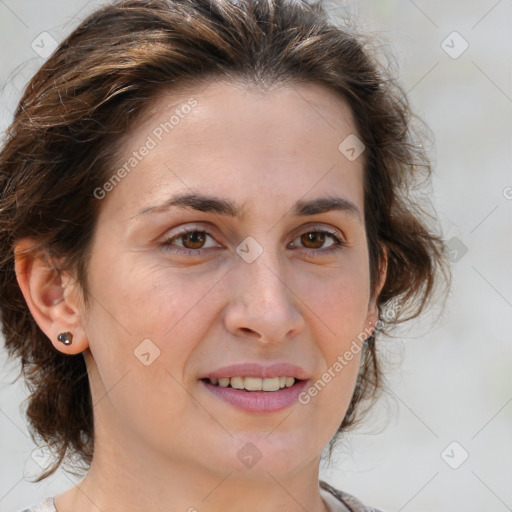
[0,0,449,511]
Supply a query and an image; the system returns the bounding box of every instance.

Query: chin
[210,429,319,477]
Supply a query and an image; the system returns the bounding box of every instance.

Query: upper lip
[201,363,310,380]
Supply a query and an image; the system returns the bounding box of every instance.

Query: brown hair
[0,0,450,480]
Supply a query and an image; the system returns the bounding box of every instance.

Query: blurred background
[1,1,511,511]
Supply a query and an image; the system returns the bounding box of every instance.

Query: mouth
[200,376,302,392]
[199,376,309,413]
[198,363,310,411]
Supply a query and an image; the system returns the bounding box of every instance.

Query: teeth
[262,377,280,391]
[230,376,245,389]
[209,376,297,391]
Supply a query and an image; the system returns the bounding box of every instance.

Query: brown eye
[161,226,345,257]
[290,229,345,255]
[300,231,327,249]
[161,228,221,255]
[181,231,207,249]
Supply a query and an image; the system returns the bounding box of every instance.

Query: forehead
[99,80,366,223]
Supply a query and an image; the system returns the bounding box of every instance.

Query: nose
[222,242,305,345]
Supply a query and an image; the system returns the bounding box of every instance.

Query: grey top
[319,480,385,511]
[19,480,384,512]
[19,497,55,512]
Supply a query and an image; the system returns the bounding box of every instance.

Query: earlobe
[14,239,89,355]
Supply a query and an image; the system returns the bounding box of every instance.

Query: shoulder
[320,480,386,512]
[17,497,57,512]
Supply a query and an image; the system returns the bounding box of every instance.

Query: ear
[364,244,388,335]
[14,239,89,355]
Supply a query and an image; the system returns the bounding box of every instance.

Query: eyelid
[290,223,346,242]
[161,223,222,247]
[159,222,347,255]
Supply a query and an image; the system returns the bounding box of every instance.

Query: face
[77,80,383,480]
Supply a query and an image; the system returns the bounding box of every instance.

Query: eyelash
[160,225,347,257]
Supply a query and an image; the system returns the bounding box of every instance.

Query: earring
[57,332,73,345]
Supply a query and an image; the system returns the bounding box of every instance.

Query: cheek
[82,260,204,430]
[291,259,369,420]
[301,339,363,421]
[84,255,219,384]
[292,256,371,332]
[87,251,209,336]
[296,350,362,441]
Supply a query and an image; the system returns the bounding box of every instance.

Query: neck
[57,460,329,512]
[55,428,330,512]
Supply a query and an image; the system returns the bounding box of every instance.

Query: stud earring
[57,332,73,345]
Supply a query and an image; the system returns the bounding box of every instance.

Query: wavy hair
[0,0,450,480]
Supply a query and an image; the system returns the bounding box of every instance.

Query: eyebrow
[134,192,362,222]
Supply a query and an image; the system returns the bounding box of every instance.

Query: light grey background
[1,1,511,511]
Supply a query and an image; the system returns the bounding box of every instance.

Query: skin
[15,80,387,512]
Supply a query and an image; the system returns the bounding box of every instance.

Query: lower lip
[200,379,309,413]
